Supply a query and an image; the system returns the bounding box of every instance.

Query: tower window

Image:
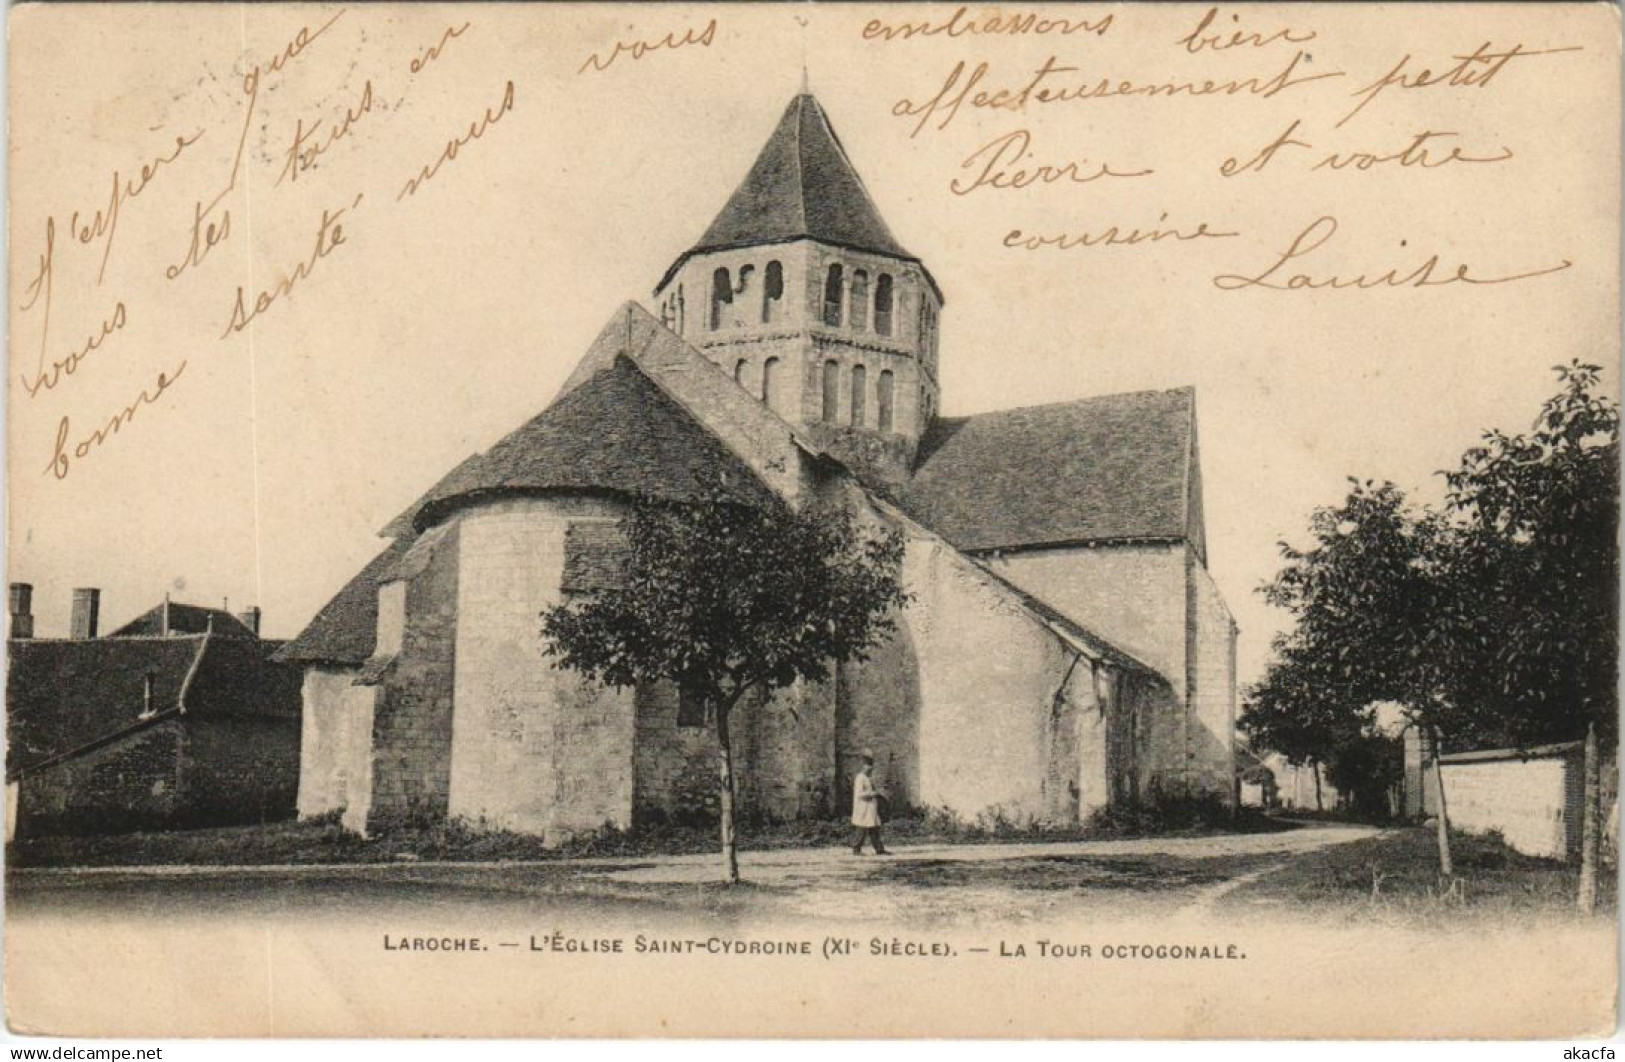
[823,264,844,327]
[762,357,780,410]
[851,270,869,331]
[710,268,733,331]
[874,274,893,336]
[762,261,784,323]
[851,365,867,428]
[822,359,840,423]
[878,370,895,432]
[734,358,748,385]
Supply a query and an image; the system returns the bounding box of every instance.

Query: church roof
[397,356,774,534]
[900,388,1199,553]
[274,540,412,666]
[658,94,932,295]
[279,354,777,666]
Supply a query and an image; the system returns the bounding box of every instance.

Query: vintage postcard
[4,1,1620,1040]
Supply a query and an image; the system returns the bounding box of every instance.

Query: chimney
[236,606,262,637]
[70,588,100,640]
[8,583,33,640]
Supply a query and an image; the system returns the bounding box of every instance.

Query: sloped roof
[281,356,778,667]
[106,601,257,639]
[274,539,411,666]
[900,388,1197,553]
[398,356,774,534]
[6,636,204,775]
[658,94,931,294]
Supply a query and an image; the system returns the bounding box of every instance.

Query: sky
[7,3,1619,691]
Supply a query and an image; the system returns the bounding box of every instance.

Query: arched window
[821,360,840,423]
[761,357,779,410]
[851,365,867,428]
[878,370,895,432]
[734,358,748,385]
[823,264,844,327]
[762,261,784,323]
[676,284,685,333]
[874,274,894,335]
[850,270,869,331]
[710,268,732,331]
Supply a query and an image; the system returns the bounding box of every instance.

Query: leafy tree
[540,489,908,883]
[1241,481,1445,802]
[1438,361,1619,749]
[1245,363,1619,888]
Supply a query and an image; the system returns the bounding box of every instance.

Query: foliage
[541,488,908,715]
[540,485,909,880]
[1243,362,1620,772]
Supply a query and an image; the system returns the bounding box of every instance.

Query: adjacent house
[6,585,303,838]
[277,92,1239,842]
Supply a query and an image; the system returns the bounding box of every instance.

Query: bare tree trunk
[716,704,740,885]
[1578,722,1600,915]
[1430,727,1453,878]
[1313,761,1324,812]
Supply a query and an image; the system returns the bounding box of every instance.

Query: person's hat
[860,748,875,763]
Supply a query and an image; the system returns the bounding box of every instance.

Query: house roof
[899,388,1199,553]
[273,539,412,666]
[396,356,775,534]
[657,94,934,296]
[106,601,257,639]
[6,632,301,778]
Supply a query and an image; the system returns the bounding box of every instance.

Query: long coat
[851,769,881,828]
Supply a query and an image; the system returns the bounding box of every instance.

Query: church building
[276,93,1238,841]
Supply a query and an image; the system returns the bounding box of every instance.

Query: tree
[1438,361,1618,909]
[540,488,908,883]
[1241,481,1446,814]
[1245,364,1619,889]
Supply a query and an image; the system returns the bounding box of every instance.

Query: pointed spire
[684,94,913,264]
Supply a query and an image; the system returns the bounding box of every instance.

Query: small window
[762,261,784,323]
[762,356,780,410]
[734,358,748,385]
[823,264,844,327]
[822,360,840,423]
[851,270,870,331]
[878,370,895,432]
[676,284,685,333]
[710,268,732,331]
[677,691,710,729]
[851,365,867,428]
[874,274,894,335]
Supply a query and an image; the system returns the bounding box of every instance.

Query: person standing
[851,751,888,855]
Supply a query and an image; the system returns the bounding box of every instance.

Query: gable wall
[903,537,1079,823]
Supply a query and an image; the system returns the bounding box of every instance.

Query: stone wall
[15,721,182,837]
[179,716,300,827]
[1187,551,1237,803]
[903,536,1085,824]
[448,496,635,841]
[296,665,378,833]
[367,522,462,830]
[1408,737,1591,861]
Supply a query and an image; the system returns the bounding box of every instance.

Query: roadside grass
[1224,826,1615,921]
[8,801,1291,869]
[865,850,1289,892]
